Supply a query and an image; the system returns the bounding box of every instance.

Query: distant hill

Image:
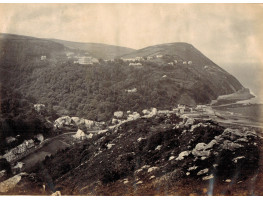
[0,33,250,122]
[50,39,135,59]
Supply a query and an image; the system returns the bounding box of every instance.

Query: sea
[221,63,263,104]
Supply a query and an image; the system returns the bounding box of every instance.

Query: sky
[0,3,262,66]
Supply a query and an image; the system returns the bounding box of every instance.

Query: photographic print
[0,3,263,196]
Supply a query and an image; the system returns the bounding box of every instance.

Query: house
[135,57,143,61]
[125,88,137,93]
[40,56,46,60]
[156,54,163,58]
[3,152,15,162]
[168,62,174,66]
[129,63,142,66]
[5,137,16,144]
[34,104,45,113]
[147,56,153,60]
[188,61,193,65]
[114,111,124,119]
[178,104,186,114]
[174,60,178,64]
[183,61,187,65]
[73,129,87,140]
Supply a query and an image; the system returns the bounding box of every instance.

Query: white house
[129,63,142,66]
[188,61,193,65]
[125,88,137,93]
[156,54,163,58]
[168,62,174,66]
[40,56,46,61]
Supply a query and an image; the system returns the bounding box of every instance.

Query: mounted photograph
[0,3,263,196]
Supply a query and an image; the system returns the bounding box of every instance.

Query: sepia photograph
[0,2,263,196]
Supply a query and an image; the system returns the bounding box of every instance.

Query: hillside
[51,39,135,59]
[0,34,251,122]
[2,112,262,195]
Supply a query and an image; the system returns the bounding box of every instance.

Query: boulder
[176,151,191,160]
[0,173,27,193]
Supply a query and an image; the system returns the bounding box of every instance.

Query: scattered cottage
[168,62,174,66]
[129,63,142,66]
[188,61,193,65]
[5,137,16,144]
[147,56,153,60]
[178,104,186,114]
[125,88,137,93]
[40,56,46,61]
[114,111,124,119]
[156,54,163,58]
[34,104,45,113]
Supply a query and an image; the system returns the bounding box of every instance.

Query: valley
[0,33,262,196]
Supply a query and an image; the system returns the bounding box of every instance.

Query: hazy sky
[0,4,263,66]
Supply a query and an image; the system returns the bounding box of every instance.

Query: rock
[202,174,214,180]
[188,166,198,171]
[148,167,159,173]
[136,181,143,185]
[87,133,93,139]
[114,111,124,119]
[221,140,243,151]
[0,173,27,193]
[0,170,6,180]
[137,137,146,142]
[169,156,175,161]
[197,168,209,176]
[186,172,190,176]
[155,145,162,151]
[51,191,61,196]
[149,175,155,179]
[232,156,245,163]
[107,144,115,149]
[192,143,211,158]
[184,118,195,127]
[176,151,191,160]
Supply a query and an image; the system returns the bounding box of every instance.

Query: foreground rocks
[3,113,261,195]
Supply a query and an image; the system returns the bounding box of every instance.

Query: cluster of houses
[73,56,99,65]
[167,60,193,66]
[2,134,44,163]
[3,140,35,162]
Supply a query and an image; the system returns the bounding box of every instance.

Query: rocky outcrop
[0,173,27,193]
